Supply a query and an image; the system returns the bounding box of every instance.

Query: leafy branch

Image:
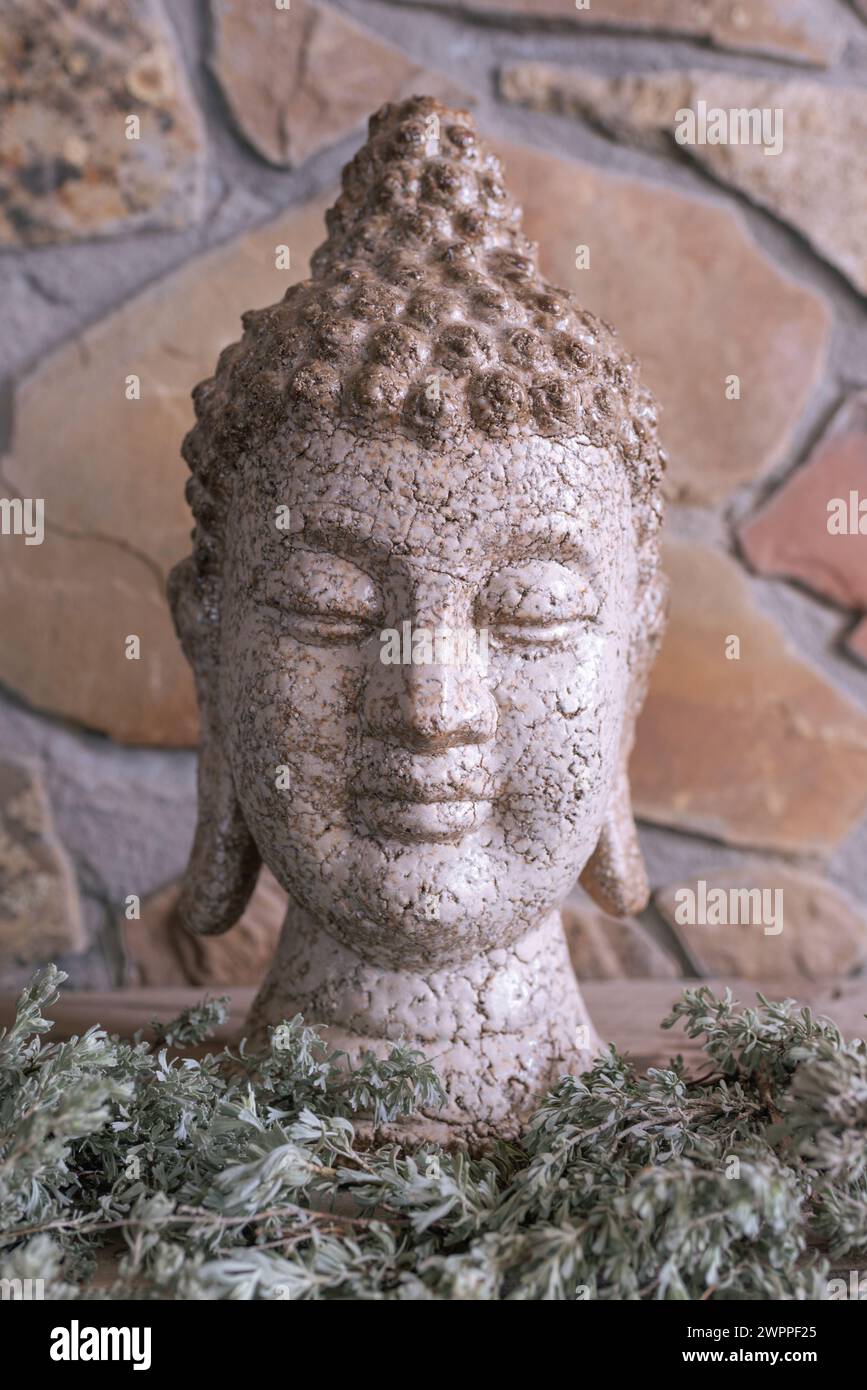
[1,969,865,1300]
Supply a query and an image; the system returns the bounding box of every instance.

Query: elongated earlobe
[175,714,261,936]
[580,563,667,917]
[579,768,649,917]
[169,556,261,937]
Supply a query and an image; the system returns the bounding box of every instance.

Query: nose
[363,633,497,752]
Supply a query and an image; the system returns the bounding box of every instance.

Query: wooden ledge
[1,977,864,1073]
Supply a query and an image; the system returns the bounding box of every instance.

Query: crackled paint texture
[170,99,667,1143]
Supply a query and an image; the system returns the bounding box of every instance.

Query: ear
[174,707,262,936]
[169,557,261,937]
[579,562,666,919]
[578,765,649,917]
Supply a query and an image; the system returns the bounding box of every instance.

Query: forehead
[245,429,633,578]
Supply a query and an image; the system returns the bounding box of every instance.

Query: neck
[247,898,598,1146]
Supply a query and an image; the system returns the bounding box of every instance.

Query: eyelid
[265,549,383,622]
[477,562,599,626]
[485,607,596,627]
[284,613,375,646]
[489,620,581,646]
[282,594,379,621]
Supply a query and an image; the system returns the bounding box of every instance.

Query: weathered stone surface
[501,66,867,296]
[400,0,841,65]
[209,0,467,168]
[123,867,285,987]
[0,759,85,964]
[849,616,867,667]
[0,138,829,743]
[0,194,330,745]
[739,393,867,663]
[0,512,198,748]
[500,140,829,504]
[655,865,867,979]
[631,541,867,851]
[0,683,198,925]
[0,0,206,246]
[174,96,662,1141]
[562,899,678,979]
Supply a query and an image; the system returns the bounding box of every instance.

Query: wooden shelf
[2,977,864,1073]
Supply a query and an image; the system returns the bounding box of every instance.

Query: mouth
[355,793,493,844]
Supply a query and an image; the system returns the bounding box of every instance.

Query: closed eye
[277,610,377,645]
[476,560,599,647]
[261,548,383,644]
[486,618,585,646]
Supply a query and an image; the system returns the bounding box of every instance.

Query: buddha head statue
[169,97,666,1142]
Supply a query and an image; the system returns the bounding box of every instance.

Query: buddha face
[218,428,638,971]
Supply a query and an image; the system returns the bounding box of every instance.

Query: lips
[362,750,495,799]
[355,790,493,843]
[354,749,497,842]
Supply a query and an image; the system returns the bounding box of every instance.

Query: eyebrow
[500,516,599,571]
[295,511,394,571]
[292,507,600,577]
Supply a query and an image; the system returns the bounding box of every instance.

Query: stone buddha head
[169,97,666,1141]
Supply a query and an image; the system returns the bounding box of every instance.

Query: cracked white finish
[169,98,666,1143]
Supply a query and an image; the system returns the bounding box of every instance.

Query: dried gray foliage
[0,967,865,1300]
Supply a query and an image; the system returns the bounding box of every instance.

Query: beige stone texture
[0,0,206,245]
[209,0,468,168]
[562,899,679,978]
[123,867,285,986]
[632,541,867,852]
[501,66,867,295]
[0,759,86,964]
[655,865,867,979]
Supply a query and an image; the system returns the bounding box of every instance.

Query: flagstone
[632,541,867,851]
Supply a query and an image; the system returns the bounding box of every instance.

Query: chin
[268,818,588,972]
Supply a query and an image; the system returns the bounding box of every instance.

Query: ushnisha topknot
[179,96,666,585]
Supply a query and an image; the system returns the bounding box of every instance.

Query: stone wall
[1,0,866,993]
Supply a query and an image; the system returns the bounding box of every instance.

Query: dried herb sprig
[0,970,865,1300]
